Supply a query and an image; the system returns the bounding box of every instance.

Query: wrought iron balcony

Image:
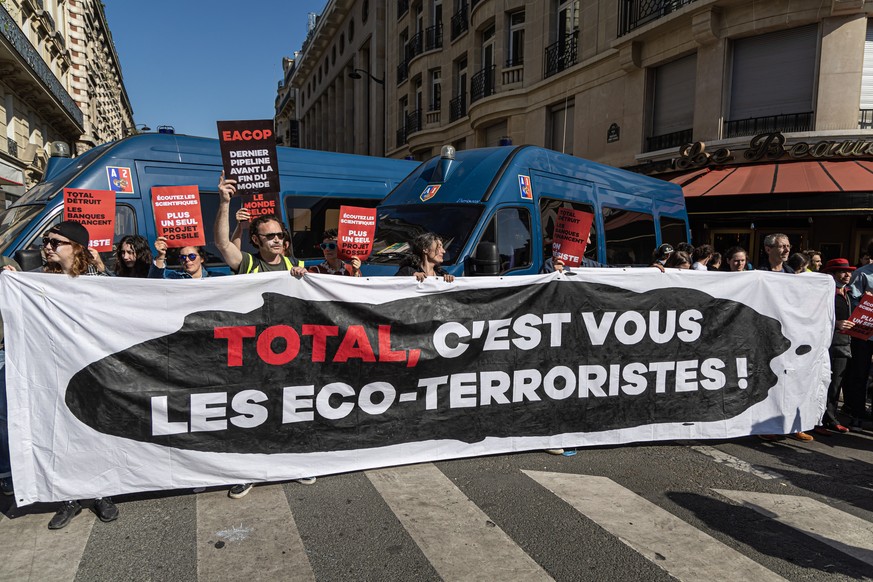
[6,138,18,158]
[425,23,443,51]
[544,31,578,78]
[860,109,873,130]
[407,31,424,59]
[397,59,409,84]
[645,128,692,152]
[450,2,468,41]
[406,109,422,135]
[618,0,701,37]
[723,112,814,139]
[470,65,496,103]
[449,93,467,122]
[397,0,409,19]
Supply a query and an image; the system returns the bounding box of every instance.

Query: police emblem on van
[420,184,440,201]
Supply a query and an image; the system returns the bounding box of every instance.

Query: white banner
[0,269,832,504]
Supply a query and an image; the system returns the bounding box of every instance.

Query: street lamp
[348,68,385,156]
[124,123,151,136]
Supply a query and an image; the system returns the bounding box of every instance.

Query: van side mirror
[14,248,43,272]
[470,242,500,275]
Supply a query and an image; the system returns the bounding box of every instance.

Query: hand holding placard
[842,294,873,340]
[552,207,595,268]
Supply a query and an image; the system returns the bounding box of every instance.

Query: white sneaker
[296,477,316,485]
[545,449,564,455]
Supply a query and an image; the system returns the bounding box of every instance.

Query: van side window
[285,196,381,259]
[603,207,656,266]
[114,205,137,242]
[539,198,597,262]
[478,208,532,273]
[659,216,687,247]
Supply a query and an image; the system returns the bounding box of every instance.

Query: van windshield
[370,204,483,265]
[0,204,45,255]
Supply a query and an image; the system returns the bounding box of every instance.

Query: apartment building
[0,0,133,204]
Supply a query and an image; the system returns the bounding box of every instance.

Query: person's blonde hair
[43,241,93,277]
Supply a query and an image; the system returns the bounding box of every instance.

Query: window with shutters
[647,54,696,152]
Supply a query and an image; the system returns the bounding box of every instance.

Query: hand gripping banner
[0,269,832,504]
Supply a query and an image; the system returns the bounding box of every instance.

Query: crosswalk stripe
[714,489,873,567]
[690,445,785,480]
[524,471,787,582]
[0,506,94,581]
[367,463,552,581]
[195,485,314,581]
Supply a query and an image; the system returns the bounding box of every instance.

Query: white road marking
[690,445,785,480]
[367,463,552,581]
[524,471,787,582]
[714,489,873,567]
[195,484,314,581]
[0,506,95,581]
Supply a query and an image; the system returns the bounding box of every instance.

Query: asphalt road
[2,427,873,581]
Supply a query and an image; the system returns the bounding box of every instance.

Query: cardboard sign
[217,119,279,196]
[551,207,595,267]
[843,294,873,340]
[63,188,115,251]
[337,206,377,260]
[152,185,206,248]
[242,192,280,221]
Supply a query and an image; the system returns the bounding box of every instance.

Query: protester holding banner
[691,245,713,271]
[309,229,362,276]
[39,221,120,528]
[759,234,794,273]
[112,235,152,278]
[707,253,722,272]
[843,242,873,425]
[149,237,215,280]
[725,247,750,272]
[395,233,455,282]
[664,251,692,269]
[815,258,854,435]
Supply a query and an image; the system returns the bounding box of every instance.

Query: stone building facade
[0,0,132,204]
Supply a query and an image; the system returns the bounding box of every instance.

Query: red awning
[671,160,873,197]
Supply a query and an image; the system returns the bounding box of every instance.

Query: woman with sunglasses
[150,237,215,279]
[39,221,121,529]
[308,229,361,276]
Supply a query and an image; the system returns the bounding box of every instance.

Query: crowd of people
[0,176,870,530]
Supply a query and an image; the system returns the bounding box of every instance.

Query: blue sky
[103,0,327,138]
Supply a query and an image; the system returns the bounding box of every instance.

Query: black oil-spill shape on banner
[65,282,792,453]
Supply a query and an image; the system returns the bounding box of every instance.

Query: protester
[691,245,713,271]
[843,241,873,425]
[39,221,120,528]
[664,251,691,269]
[707,252,722,271]
[759,234,794,272]
[395,233,455,282]
[675,242,694,255]
[150,237,215,279]
[309,229,361,276]
[725,246,749,272]
[213,173,311,498]
[815,259,854,435]
[648,243,673,268]
[803,250,822,272]
[787,252,810,274]
[0,255,21,497]
[113,235,152,277]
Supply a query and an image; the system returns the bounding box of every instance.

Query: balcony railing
[449,93,467,122]
[397,59,409,84]
[407,109,422,135]
[544,31,578,78]
[425,23,443,51]
[397,0,409,18]
[470,65,496,103]
[723,112,814,139]
[6,138,18,158]
[451,2,468,41]
[860,109,873,130]
[645,128,692,152]
[618,0,701,37]
[407,30,424,59]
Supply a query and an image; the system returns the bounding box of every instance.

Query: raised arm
[230,207,251,250]
[214,172,243,271]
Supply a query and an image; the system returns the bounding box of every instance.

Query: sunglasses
[256,232,285,241]
[42,237,72,250]
[178,253,199,263]
[320,242,337,250]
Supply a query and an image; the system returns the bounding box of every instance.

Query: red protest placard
[843,294,873,340]
[63,188,115,251]
[551,207,594,267]
[152,185,206,248]
[242,192,280,221]
[337,206,377,260]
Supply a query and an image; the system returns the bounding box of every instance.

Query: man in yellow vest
[213,173,314,498]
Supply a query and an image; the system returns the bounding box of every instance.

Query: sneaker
[93,498,119,523]
[228,483,253,499]
[791,431,814,442]
[48,500,82,530]
[813,426,832,437]
[830,423,850,433]
[0,477,12,496]
[545,449,565,455]
[757,434,783,441]
[296,477,316,485]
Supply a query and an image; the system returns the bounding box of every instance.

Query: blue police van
[0,133,419,272]
[365,145,690,276]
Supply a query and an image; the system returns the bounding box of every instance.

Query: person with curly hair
[113,234,152,277]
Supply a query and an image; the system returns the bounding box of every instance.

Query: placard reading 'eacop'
[217,119,280,196]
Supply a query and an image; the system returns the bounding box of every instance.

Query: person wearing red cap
[815,258,854,435]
